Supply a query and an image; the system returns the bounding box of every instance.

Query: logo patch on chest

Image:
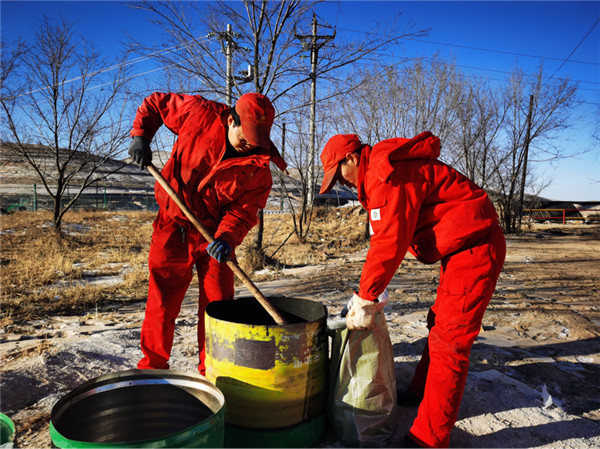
[370,208,381,221]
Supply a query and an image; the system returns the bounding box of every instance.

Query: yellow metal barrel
[204,295,327,446]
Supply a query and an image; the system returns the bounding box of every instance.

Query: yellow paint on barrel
[205,296,328,429]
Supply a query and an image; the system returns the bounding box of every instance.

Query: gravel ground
[1,225,599,448]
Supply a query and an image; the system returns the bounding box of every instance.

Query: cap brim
[319,166,338,195]
[242,124,270,149]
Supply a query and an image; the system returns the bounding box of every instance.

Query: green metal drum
[205,296,328,448]
[0,413,15,447]
[49,370,225,448]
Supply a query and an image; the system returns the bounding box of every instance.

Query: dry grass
[1,210,154,325]
[240,206,370,276]
[1,206,369,325]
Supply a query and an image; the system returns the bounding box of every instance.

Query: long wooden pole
[147,163,287,325]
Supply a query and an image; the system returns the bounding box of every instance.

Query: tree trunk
[251,209,266,265]
[53,195,62,232]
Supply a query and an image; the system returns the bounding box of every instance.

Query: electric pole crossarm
[209,23,247,105]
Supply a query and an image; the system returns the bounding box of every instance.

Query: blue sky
[2,1,599,201]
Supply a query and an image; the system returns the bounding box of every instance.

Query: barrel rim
[0,412,15,444]
[49,369,225,448]
[51,369,224,416]
[205,295,327,328]
[49,407,225,449]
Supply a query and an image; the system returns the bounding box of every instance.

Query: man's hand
[207,240,232,263]
[128,136,152,169]
[346,291,388,331]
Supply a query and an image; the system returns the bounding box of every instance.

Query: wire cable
[544,18,600,86]
[10,35,214,100]
[334,25,600,67]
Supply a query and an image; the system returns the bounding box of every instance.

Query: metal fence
[4,184,597,224]
[1,186,158,213]
[523,208,600,224]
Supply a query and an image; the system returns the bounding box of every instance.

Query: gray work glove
[128,136,152,169]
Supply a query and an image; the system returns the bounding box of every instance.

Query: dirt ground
[1,223,599,448]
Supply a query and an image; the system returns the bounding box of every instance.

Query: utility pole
[296,13,335,205]
[281,122,286,211]
[210,24,242,106]
[518,94,535,230]
[211,25,260,254]
[226,24,233,106]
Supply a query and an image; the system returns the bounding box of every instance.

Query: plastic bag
[327,311,397,447]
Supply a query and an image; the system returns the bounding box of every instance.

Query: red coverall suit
[356,132,506,448]
[131,92,287,374]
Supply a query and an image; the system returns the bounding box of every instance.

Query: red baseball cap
[235,93,275,149]
[319,134,363,194]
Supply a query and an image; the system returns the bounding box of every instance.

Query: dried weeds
[1,207,369,325]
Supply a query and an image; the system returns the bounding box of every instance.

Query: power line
[544,18,600,86]
[9,35,214,100]
[325,54,600,106]
[350,50,600,90]
[334,26,600,67]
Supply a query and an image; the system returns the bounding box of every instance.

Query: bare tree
[0,39,27,95]
[126,0,318,260]
[0,16,134,232]
[126,0,423,261]
[332,64,413,141]
[333,58,579,233]
[446,79,509,191]
[127,0,317,101]
[335,55,461,145]
[492,66,578,232]
[402,55,462,144]
[273,83,324,243]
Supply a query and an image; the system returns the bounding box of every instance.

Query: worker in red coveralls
[320,132,506,448]
[128,92,286,375]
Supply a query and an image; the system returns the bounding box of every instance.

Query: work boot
[397,388,422,407]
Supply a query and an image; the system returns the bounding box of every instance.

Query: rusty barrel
[205,295,328,448]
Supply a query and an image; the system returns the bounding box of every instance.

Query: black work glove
[128,136,152,169]
[207,240,232,263]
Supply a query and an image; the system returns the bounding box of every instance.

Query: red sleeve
[130,92,198,141]
[358,177,423,301]
[214,167,273,248]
